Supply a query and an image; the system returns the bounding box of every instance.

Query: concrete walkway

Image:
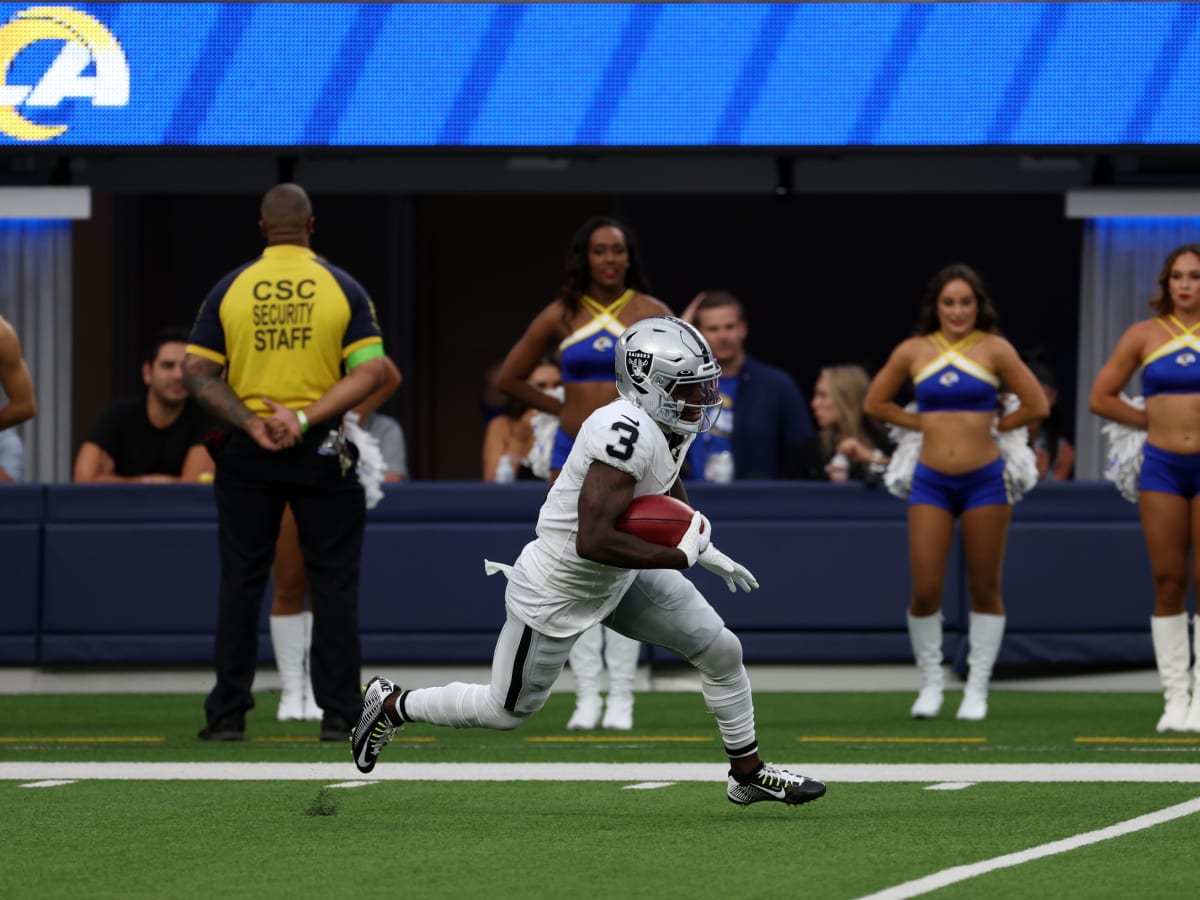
[0,663,1160,695]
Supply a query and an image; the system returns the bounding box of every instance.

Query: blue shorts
[909,458,1008,515]
[551,427,575,471]
[1139,443,1200,499]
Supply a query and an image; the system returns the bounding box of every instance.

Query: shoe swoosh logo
[753,784,788,799]
[355,743,373,768]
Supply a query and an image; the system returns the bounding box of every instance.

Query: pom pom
[344,411,386,510]
[994,392,1038,503]
[525,385,563,481]
[883,403,921,500]
[1101,395,1146,504]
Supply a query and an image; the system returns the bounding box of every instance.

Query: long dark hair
[558,216,651,313]
[1150,244,1200,316]
[913,264,1001,336]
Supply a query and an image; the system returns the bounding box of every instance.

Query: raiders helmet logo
[626,349,652,383]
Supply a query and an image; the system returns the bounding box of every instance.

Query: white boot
[601,628,640,731]
[1185,617,1200,733]
[299,610,322,722]
[956,612,1006,722]
[269,614,307,721]
[567,625,604,730]
[907,613,944,719]
[1151,613,1191,733]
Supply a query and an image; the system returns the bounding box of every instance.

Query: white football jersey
[504,398,695,637]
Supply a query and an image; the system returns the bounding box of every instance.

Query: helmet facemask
[658,371,723,434]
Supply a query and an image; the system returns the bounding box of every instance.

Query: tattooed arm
[183,353,279,451]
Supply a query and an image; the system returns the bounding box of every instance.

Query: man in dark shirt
[73,328,213,483]
[681,290,813,480]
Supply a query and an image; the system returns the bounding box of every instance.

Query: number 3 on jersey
[606,419,639,461]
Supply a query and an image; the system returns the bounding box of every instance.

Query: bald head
[259,183,313,245]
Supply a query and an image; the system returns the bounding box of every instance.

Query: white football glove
[674,510,712,567]
[698,545,759,593]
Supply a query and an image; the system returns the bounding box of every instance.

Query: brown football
[615,494,696,547]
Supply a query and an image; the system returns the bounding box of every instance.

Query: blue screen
[0,2,1195,147]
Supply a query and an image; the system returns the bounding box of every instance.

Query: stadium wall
[0,482,1159,669]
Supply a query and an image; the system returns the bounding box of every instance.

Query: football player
[352,316,826,806]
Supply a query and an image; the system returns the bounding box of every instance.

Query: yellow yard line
[0,737,164,743]
[525,735,713,743]
[251,736,436,743]
[799,736,987,744]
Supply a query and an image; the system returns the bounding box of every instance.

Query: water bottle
[704,450,734,484]
[494,454,516,483]
[828,452,849,482]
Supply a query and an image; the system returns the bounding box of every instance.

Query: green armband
[297,409,309,434]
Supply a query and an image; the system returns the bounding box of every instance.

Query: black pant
[204,428,366,726]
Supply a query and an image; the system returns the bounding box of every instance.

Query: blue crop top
[559,290,633,383]
[1142,317,1200,397]
[913,332,1000,413]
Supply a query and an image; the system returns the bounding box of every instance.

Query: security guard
[184,183,387,742]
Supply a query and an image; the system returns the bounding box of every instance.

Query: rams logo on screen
[0,6,128,141]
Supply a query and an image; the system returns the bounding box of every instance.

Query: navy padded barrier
[24,480,1160,666]
[359,523,529,632]
[0,485,43,663]
[42,486,224,664]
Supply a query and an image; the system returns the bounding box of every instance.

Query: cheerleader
[1090,243,1200,733]
[864,264,1048,722]
[494,217,671,731]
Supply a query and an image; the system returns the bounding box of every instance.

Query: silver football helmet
[615,316,723,434]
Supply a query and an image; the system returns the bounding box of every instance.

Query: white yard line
[854,795,1200,900]
[3,762,1200,781]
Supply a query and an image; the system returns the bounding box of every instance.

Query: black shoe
[727,763,826,806]
[197,713,245,741]
[320,715,352,742]
[351,676,403,773]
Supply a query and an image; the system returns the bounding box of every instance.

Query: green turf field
[3,689,1199,898]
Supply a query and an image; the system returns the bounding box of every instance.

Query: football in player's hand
[615,494,696,546]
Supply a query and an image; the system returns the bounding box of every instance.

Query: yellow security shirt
[187,245,384,415]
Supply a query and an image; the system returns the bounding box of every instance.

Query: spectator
[1023,349,1074,481]
[494,216,671,731]
[863,264,1047,722]
[680,290,813,481]
[0,313,35,482]
[797,364,892,483]
[184,182,387,742]
[270,356,402,723]
[1089,243,1200,733]
[482,359,561,482]
[350,316,827,810]
[73,328,213,483]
